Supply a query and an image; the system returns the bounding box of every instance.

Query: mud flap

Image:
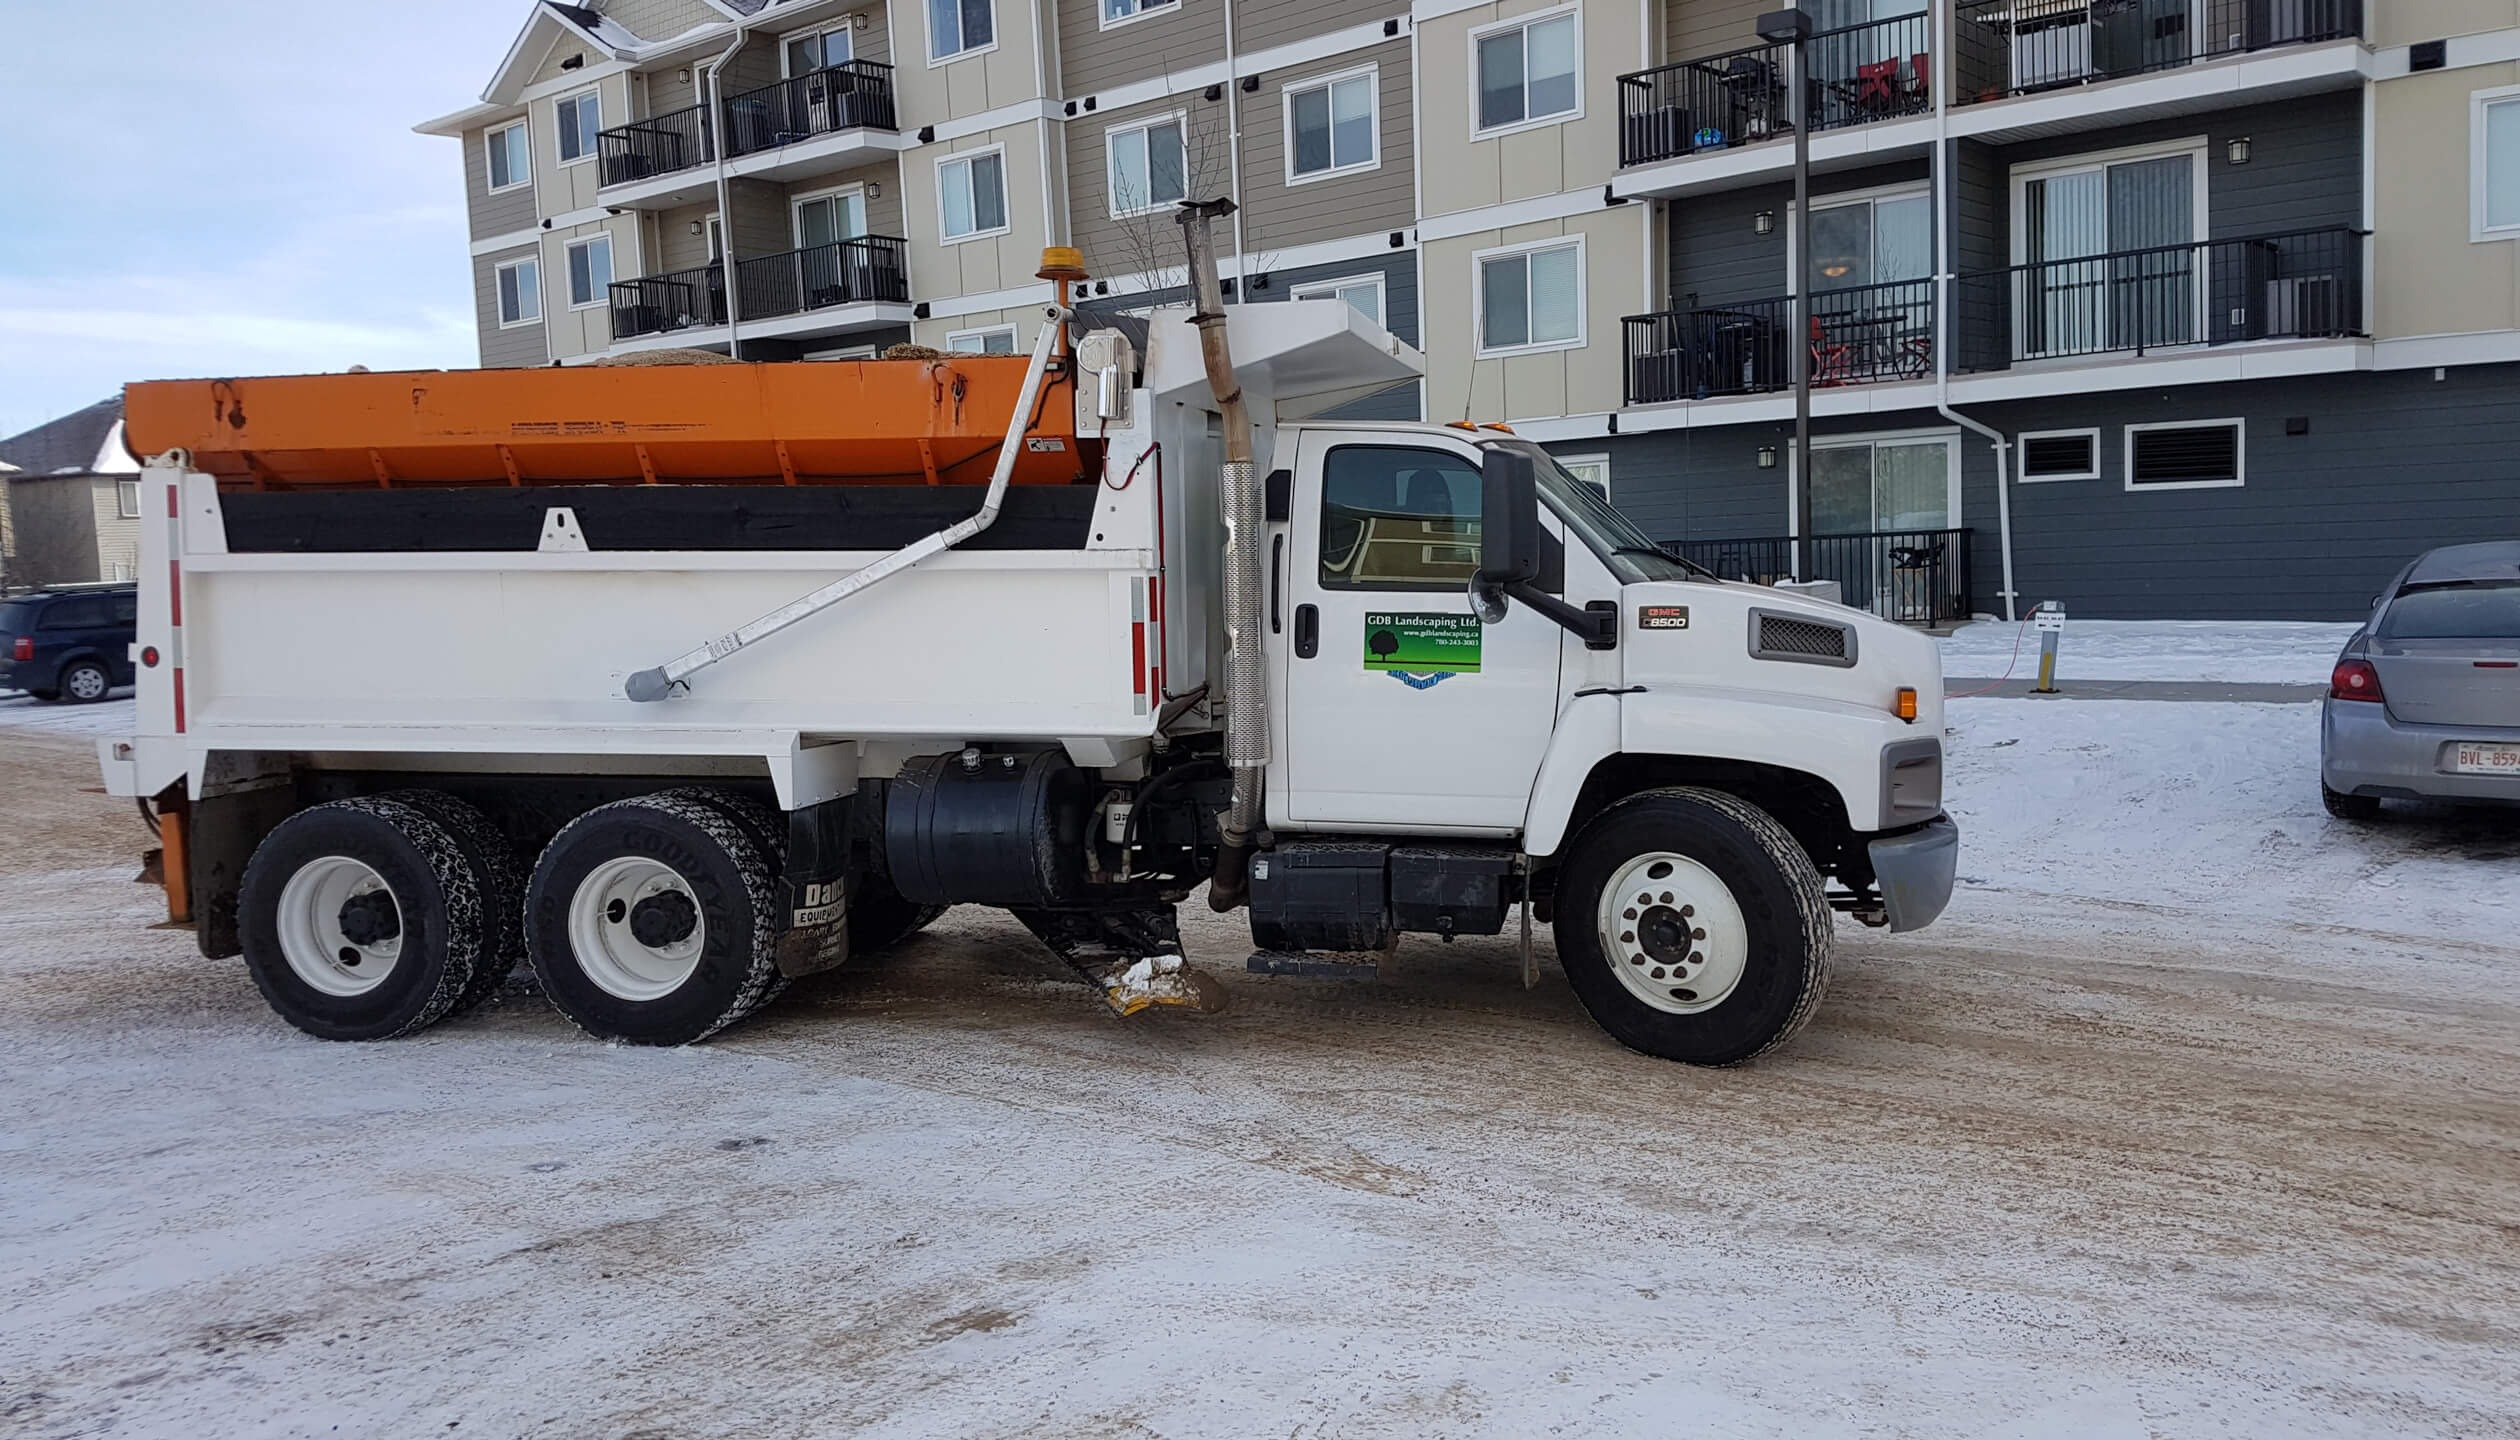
[775,796,855,979]
[1015,906,1230,1017]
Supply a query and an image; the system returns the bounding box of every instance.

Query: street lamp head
[1755,7,1813,43]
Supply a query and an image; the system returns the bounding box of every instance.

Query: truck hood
[1617,579,1946,730]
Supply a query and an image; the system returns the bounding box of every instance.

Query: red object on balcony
[1857,59,1900,103]
[1909,52,1930,97]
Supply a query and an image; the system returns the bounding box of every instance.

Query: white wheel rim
[567,857,707,1001]
[67,667,106,699]
[276,856,403,998]
[1595,851,1749,1015]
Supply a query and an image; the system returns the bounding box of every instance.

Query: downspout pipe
[1927,0,2017,622]
[704,19,755,357]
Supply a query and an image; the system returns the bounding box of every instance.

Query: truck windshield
[1480,439,1700,584]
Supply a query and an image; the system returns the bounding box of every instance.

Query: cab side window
[1318,446,1483,591]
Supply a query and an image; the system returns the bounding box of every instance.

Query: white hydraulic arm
[624,305,1072,702]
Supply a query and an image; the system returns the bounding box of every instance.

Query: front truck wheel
[237,798,494,1041]
[1555,787,1834,1067]
[526,794,785,1045]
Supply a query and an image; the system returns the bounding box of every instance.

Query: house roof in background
[0,398,132,480]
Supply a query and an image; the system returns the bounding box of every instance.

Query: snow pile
[0,694,135,737]
[1940,618,2359,683]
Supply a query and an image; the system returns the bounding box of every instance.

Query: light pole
[1756,7,1814,580]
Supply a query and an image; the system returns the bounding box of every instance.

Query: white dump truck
[101,233,1953,1067]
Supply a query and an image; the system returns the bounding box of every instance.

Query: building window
[496,257,542,327]
[2475,88,2520,240]
[1474,9,1579,134]
[1102,0,1177,27]
[486,121,531,192]
[116,480,142,518]
[784,23,853,76]
[1318,446,1486,590]
[2013,144,2204,357]
[1557,454,1609,499]
[794,189,867,248]
[1108,117,1187,217]
[947,325,1019,354]
[1290,274,1384,328]
[2125,420,2243,490]
[566,235,613,309]
[1286,67,1377,182]
[555,90,600,165]
[928,0,994,62]
[1475,239,1582,354]
[1803,190,1931,292]
[1809,435,1958,533]
[938,149,1008,240]
[2017,428,2100,482]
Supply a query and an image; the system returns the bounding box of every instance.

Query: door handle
[1293,604,1318,658]
[1272,534,1284,634]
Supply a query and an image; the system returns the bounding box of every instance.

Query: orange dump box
[121,357,1086,491]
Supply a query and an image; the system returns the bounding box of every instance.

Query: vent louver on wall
[1750,609,1856,667]
[2021,432,2096,479]
[2129,423,2241,486]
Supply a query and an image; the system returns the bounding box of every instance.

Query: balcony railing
[1617,14,1931,168]
[1667,529,1974,625]
[724,61,897,158]
[1952,226,2364,368]
[1952,0,2362,105]
[1623,279,1936,405]
[609,264,728,341]
[597,103,713,186]
[735,235,910,321]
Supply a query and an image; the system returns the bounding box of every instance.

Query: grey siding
[727,177,791,257]
[1066,91,1237,280]
[4,478,106,587]
[1240,40,1415,258]
[464,120,540,242]
[473,247,551,369]
[1057,0,1227,98]
[1996,92,2363,241]
[1237,0,1407,53]
[1947,138,2004,280]
[1664,160,1929,307]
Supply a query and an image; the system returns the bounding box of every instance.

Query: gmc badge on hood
[1639,605,1690,630]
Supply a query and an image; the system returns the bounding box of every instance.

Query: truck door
[1278,433,1563,831]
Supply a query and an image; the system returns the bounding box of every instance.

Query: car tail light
[2330,658,2383,702]
[10,637,30,662]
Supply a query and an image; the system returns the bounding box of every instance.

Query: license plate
[2451,742,2520,774]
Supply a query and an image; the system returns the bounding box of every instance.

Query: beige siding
[904,121,1057,298]
[1420,206,1651,424]
[1064,92,1225,278]
[531,32,602,85]
[533,72,634,216]
[601,0,724,43]
[1238,0,1408,54]
[1418,0,1639,219]
[914,304,1054,351]
[2373,0,2519,47]
[539,215,644,360]
[727,178,792,257]
[2375,63,2520,340]
[5,480,104,587]
[644,62,702,119]
[783,159,910,241]
[1240,40,1415,257]
[1057,0,1227,98]
[764,6,893,67]
[718,32,784,97]
[892,0,1053,125]
[1665,0,1763,65]
[87,479,141,582]
[656,202,718,272]
[474,245,552,368]
[464,117,540,241]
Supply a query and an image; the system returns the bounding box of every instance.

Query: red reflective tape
[168,560,182,627]
[1131,621,1148,697]
[166,486,179,518]
[172,669,187,734]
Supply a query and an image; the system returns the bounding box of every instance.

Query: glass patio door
[794,192,869,309]
[1806,437,1956,619]
[2020,153,2195,358]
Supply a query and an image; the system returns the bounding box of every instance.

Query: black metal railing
[1616,14,1931,167]
[724,61,897,157]
[1952,226,2363,369]
[735,235,910,320]
[1953,0,2362,105]
[609,264,729,340]
[597,103,712,186]
[1623,279,1936,405]
[1666,528,1974,625]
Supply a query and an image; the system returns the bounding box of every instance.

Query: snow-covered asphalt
[3,677,2515,1437]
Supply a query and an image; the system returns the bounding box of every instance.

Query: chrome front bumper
[1868,815,1958,933]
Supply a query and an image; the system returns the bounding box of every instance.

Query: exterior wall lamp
[1758,446,1779,468]
[2227,137,2252,164]
[1755,211,1775,235]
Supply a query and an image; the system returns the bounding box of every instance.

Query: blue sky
[0,0,529,440]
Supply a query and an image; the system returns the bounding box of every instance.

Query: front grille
[1751,609,1857,667]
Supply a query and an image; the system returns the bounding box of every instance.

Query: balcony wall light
[1757,446,1778,469]
[1755,211,1775,235]
[2227,137,2251,164]
[866,182,881,199]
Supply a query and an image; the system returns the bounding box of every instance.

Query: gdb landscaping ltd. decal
[1363,611,1481,690]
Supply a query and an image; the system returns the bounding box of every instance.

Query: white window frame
[946,324,1020,354]
[1557,453,1610,500]
[704,212,725,261]
[2008,136,2208,267]
[2015,427,2102,482]
[485,120,532,194]
[1468,5,1584,140]
[554,88,602,167]
[790,183,869,247]
[1099,0,1180,33]
[116,480,143,518]
[1471,235,1586,357]
[495,256,543,328]
[2124,418,2245,492]
[1282,63,1380,186]
[1784,181,1932,289]
[2472,84,2520,242]
[565,234,614,311]
[1105,112,1190,219]
[780,21,855,77]
[935,144,1011,243]
[926,0,998,66]
[1289,273,1386,329]
[1787,429,1964,535]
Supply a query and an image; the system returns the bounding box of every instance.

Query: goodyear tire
[237,797,490,1041]
[1554,787,1833,1067]
[526,793,785,1045]
[378,790,527,1016]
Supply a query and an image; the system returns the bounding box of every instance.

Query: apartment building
[423,0,2520,618]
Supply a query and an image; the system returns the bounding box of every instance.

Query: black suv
[0,584,138,703]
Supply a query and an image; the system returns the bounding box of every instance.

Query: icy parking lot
[3,662,2516,1437]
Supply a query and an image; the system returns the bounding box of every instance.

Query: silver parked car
[2322,541,2520,819]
